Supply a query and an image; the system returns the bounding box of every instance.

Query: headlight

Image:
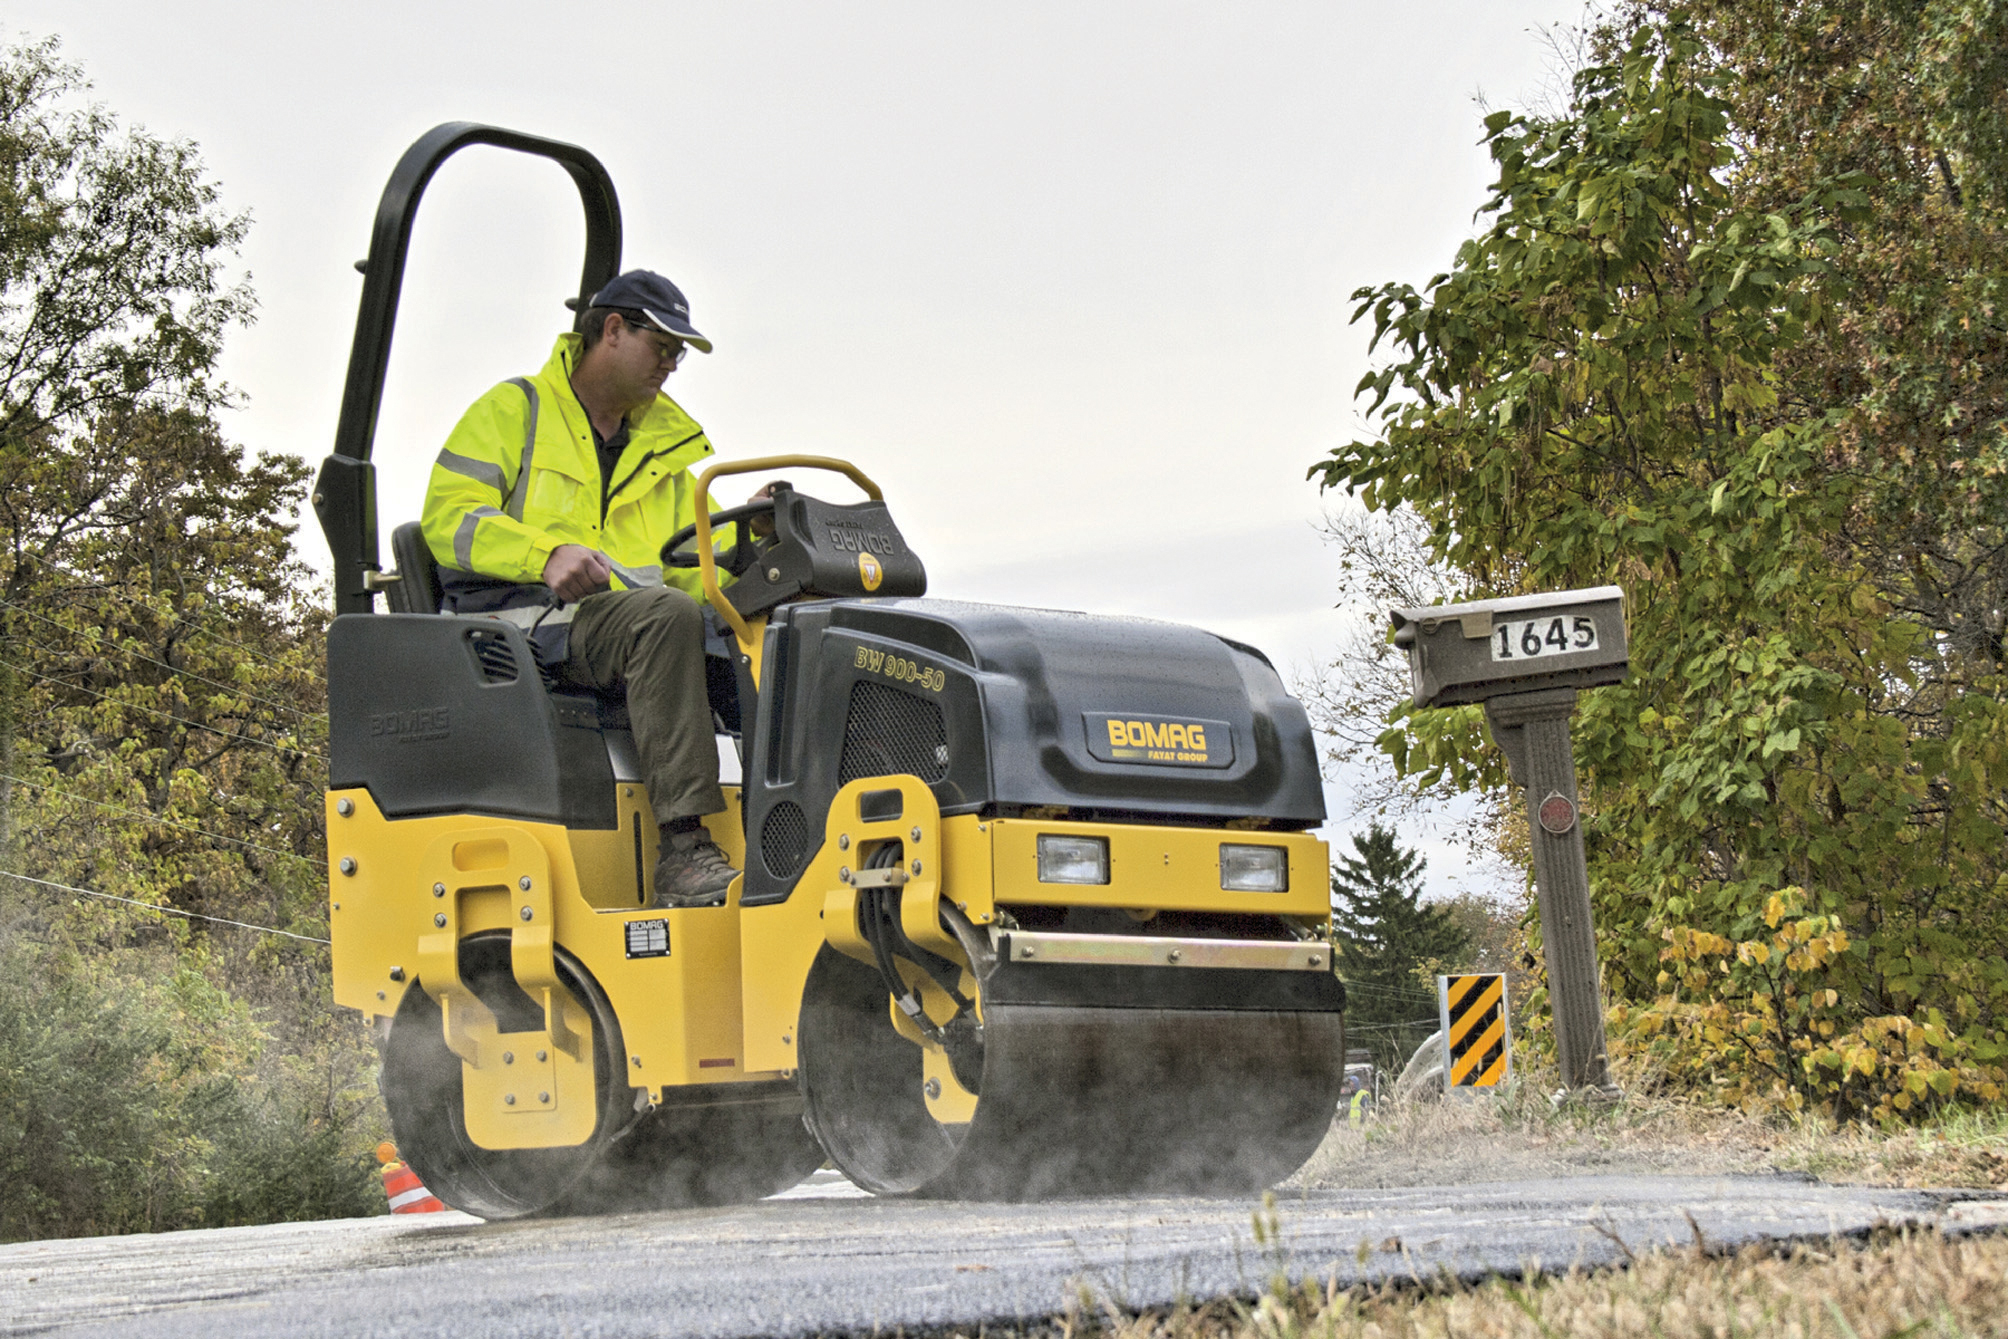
[1220,843,1288,892]
[1037,834,1109,885]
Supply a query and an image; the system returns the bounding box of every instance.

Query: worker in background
[421,269,746,908]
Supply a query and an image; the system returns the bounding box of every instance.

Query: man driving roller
[421,269,744,908]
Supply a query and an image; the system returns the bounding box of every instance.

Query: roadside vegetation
[0,35,384,1241]
[1312,0,2008,1121]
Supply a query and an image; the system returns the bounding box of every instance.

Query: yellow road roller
[313,124,1345,1216]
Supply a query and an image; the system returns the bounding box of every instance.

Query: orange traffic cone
[377,1141,445,1214]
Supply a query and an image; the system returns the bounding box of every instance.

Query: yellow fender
[414,826,597,1150]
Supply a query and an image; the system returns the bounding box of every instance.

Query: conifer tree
[1328,823,1473,1071]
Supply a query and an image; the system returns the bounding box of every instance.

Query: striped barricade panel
[1438,972,1510,1088]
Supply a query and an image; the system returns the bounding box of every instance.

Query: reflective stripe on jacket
[421,333,718,612]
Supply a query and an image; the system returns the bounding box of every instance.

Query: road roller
[314,124,1346,1216]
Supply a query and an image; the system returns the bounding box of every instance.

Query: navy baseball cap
[587,270,713,353]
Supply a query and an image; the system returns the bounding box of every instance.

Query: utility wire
[1337,975,1437,995]
[1,869,330,945]
[3,773,325,867]
[10,550,327,682]
[1343,1017,1443,1032]
[1331,977,1439,1003]
[0,597,327,722]
[0,656,325,761]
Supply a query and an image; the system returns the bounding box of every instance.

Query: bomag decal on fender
[1083,712,1234,768]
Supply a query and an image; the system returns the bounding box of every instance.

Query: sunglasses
[620,315,687,367]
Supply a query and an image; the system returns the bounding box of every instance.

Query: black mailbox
[1390,586,1628,709]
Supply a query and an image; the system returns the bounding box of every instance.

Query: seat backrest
[386,521,445,614]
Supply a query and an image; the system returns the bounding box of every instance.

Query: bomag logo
[858,550,883,591]
[827,524,900,556]
[369,707,452,743]
[1109,719,1207,753]
[1083,713,1233,768]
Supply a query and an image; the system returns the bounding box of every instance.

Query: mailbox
[1390,586,1627,709]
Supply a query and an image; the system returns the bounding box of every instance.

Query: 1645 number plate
[1492,615,1599,661]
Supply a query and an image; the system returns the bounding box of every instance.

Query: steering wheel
[660,499,776,574]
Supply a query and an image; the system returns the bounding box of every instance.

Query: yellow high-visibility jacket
[421,333,717,613]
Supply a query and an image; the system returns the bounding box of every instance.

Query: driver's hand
[749,479,789,539]
[542,544,613,602]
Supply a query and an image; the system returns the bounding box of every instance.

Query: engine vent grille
[760,800,810,880]
[838,680,948,786]
[467,629,520,684]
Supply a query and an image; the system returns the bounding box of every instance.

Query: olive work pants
[563,586,725,827]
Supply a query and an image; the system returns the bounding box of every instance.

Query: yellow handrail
[689,455,883,642]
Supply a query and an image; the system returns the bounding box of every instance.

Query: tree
[1329,823,1474,1071]
[0,33,255,843]
[1312,14,2008,1118]
[0,35,383,1238]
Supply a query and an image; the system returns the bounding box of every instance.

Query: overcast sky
[15,1,1578,894]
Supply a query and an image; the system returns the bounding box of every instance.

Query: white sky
[16,1,1574,896]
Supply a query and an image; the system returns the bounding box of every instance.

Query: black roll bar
[313,122,623,615]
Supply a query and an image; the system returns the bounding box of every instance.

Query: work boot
[652,826,738,908]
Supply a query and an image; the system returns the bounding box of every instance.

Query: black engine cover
[739,598,1325,906]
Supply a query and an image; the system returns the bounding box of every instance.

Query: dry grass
[931,1229,2008,1338]
[1289,1077,2008,1192]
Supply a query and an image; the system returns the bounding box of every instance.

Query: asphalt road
[4,1173,2004,1338]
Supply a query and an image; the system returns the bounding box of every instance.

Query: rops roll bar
[313,123,623,615]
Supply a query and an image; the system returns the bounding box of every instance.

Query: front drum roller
[382,932,824,1217]
[797,946,1345,1200]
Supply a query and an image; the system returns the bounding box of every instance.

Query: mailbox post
[1390,586,1628,1093]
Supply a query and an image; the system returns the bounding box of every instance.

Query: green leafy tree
[1329,823,1474,1070]
[0,32,256,839]
[0,35,383,1238]
[1313,15,2008,1118]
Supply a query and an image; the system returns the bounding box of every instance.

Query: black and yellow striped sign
[1439,972,1510,1088]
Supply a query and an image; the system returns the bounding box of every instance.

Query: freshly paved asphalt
[4,1172,2003,1337]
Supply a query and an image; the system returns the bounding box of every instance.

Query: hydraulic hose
[857,843,978,1062]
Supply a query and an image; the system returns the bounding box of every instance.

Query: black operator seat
[386,521,445,615]
[382,518,749,736]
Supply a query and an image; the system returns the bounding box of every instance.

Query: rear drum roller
[798,945,1346,1200]
[379,932,628,1219]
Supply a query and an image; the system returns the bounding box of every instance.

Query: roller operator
[421,269,748,908]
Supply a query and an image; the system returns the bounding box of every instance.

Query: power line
[0,656,325,761]
[1338,975,1437,995]
[0,597,327,722]
[3,772,325,867]
[10,550,328,682]
[1344,1017,1442,1032]
[1334,977,1439,1003]
[1,868,330,945]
